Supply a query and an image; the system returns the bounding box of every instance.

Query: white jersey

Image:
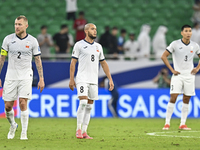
[167,39,200,74]
[72,39,105,84]
[1,33,41,80]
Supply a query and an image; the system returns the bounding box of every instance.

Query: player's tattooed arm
[34,55,45,92]
[0,55,6,74]
[34,55,44,79]
[0,55,6,87]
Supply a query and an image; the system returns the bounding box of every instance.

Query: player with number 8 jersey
[69,23,114,139]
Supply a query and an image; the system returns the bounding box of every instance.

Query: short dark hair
[181,24,191,31]
[79,11,84,15]
[112,27,118,30]
[41,25,47,30]
[121,29,126,34]
[61,24,68,29]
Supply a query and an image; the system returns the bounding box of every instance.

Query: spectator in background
[66,0,77,21]
[153,67,171,88]
[118,29,127,54]
[123,33,139,59]
[37,25,53,59]
[191,22,200,46]
[137,24,151,59]
[108,27,119,59]
[100,77,119,117]
[99,26,112,52]
[191,0,200,23]
[152,25,168,59]
[53,24,71,54]
[73,11,87,42]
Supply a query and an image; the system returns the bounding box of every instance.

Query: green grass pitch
[0,118,200,150]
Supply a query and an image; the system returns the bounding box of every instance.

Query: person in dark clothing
[53,24,71,54]
[100,77,119,117]
[99,26,111,50]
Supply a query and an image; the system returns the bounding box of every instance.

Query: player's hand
[191,67,199,75]
[109,80,114,91]
[172,70,180,75]
[38,79,45,93]
[0,79,2,87]
[69,79,76,91]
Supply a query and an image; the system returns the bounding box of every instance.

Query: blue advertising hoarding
[0,88,200,118]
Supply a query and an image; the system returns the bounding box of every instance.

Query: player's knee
[169,97,176,103]
[5,104,12,112]
[79,100,88,108]
[86,104,93,110]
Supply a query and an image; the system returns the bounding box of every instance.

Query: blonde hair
[84,23,95,31]
[16,15,28,24]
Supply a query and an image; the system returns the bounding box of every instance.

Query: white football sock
[76,100,88,131]
[21,109,29,134]
[165,102,175,125]
[180,103,189,126]
[5,108,15,127]
[82,104,93,134]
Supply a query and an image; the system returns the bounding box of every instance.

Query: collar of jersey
[16,34,28,40]
[181,39,190,46]
[84,39,94,45]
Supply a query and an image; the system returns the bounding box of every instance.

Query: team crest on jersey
[191,51,193,53]
[26,45,29,48]
[96,46,99,52]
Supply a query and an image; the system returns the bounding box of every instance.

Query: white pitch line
[147,131,200,138]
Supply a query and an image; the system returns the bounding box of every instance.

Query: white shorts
[3,79,32,101]
[76,83,98,100]
[170,74,195,96]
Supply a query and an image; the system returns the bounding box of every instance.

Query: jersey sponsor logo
[179,47,183,49]
[11,41,16,44]
[83,46,87,49]
[26,45,29,48]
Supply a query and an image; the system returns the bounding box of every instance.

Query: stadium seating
[0,0,194,53]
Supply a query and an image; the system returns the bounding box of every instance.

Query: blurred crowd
[36,0,200,61]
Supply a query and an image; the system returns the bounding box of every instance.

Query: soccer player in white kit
[161,25,200,130]
[69,23,114,139]
[0,16,45,140]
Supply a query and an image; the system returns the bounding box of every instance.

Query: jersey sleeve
[195,43,200,55]
[32,38,41,56]
[166,41,175,54]
[1,36,9,52]
[99,44,105,61]
[71,42,80,59]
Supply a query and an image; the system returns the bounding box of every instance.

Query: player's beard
[16,30,25,37]
[88,32,96,40]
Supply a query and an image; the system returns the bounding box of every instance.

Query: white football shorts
[3,79,33,101]
[76,83,98,100]
[170,74,195,96]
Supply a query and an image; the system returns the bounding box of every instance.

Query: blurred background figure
[137,24,151,60]
[100,77,119,117]
[117,29,127,54]
[37,25,54,59]
[66,0,77,21]
[152,25,168,59]
[73,11,87,42]
[99,26,112,53]
[191,22,200,46]
[123,33,139,60]
[153,67,171,88]
[108,27,119,59]
[53,24,71,54]
[191,0,200,23]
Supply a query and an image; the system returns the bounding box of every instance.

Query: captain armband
[1,49,8,56]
